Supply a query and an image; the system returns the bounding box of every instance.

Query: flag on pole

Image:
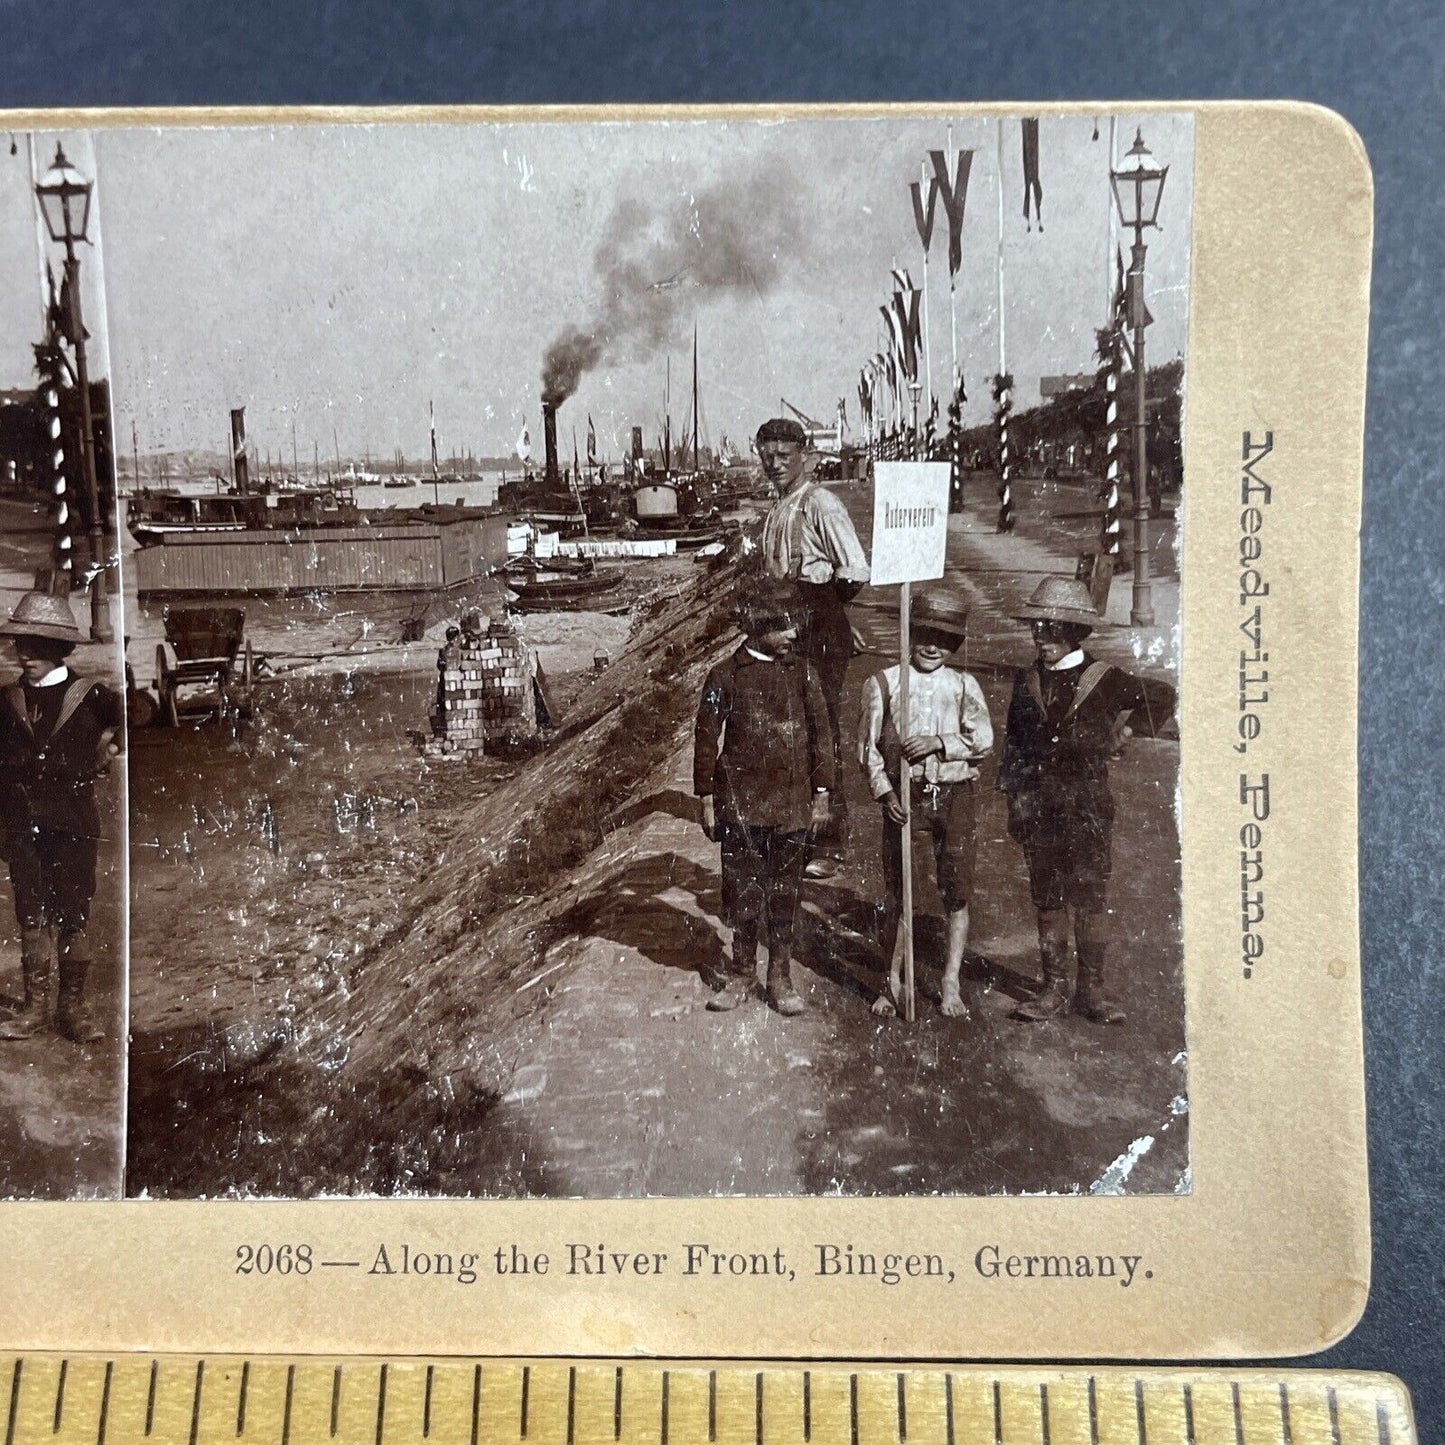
[515,424,531,461]
[1021,118,1043,230]
[910,176,939,252]
[928,148,974,278]
[881,303,904,367]
[890,266,913,295]
[893,286,922,381]
[586,414,597,464]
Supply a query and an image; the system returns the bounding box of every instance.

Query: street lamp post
[35,145,112,643]
[907,380,922,460]
[1110,129,1169,629]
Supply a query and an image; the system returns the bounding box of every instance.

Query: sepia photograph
[0,134,127,1198]
[95,112,1192,1199]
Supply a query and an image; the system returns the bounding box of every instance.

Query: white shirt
[1046,649,1086,671]
[34,665,67,687]
[761,479,871,586]
[857,663,993,798]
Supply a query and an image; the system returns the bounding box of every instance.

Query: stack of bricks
[424,614,537,758]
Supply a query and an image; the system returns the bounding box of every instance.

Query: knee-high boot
[54,930,105,1044]
[1072,911,1125,1025]
[0,928,53,1040]
[1012,909,1073,1021]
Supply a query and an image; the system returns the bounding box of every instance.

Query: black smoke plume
[540,156,804,405]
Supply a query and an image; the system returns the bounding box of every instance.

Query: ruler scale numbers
[0,1363,1414,1445]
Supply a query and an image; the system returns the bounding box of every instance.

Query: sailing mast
[692,324,700,474]
[663,357,672,475]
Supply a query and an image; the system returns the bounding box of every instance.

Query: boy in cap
[756,416,870,880]
[694,575,834,1016]
[0,586,124,1043]
[999,576,1176,1024]
[858,590,993,1018]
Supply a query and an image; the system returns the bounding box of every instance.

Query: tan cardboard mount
[0,101,1370,1362]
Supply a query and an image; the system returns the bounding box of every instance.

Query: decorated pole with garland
[993,370,1015,533]
[947,372,965,513]
[36,341,73,581]
[1097,324,1123,567]
[993,120,1014,534]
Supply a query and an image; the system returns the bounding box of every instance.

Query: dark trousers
[882,779,977,916]
[4,823,98,933]
[795,579,854,863]
[720,824,808,949]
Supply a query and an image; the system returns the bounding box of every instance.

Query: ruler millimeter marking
[0,1360,1415,1445]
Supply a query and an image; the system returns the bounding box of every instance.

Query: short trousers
[1020,812,1113,912]
[882,778,977,914]
[4,823,98,933]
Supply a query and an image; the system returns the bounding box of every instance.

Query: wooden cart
[154,606,255,727]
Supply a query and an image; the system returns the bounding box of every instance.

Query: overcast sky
[0,112,1193,462]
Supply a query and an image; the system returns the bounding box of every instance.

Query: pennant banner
[928,148,974,278]
[1021,118,1043,229]
[910,177,938,252]
[891,287,922,382]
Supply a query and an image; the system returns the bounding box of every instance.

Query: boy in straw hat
[694,575,834,1016]
[857,589,993,1019]
[1000,575,1176,1025]
[0,585,123,1044]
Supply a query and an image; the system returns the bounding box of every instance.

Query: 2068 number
[235,1244,313,1275]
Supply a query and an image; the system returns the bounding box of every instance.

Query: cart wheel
[127,689,159,730]
[241,639,254,689]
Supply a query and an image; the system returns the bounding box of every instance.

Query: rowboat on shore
[506,570,627,614]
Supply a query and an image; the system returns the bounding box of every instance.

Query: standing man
[0,587,124,1044]
[757,416,870,880]
[998,576,1176,1025]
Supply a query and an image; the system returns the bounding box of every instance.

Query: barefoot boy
[858,591,992,1018]
[694,576,834,1016]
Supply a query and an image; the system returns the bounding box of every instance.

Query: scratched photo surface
[93,113,1193,1198]
[0,131,127,1197]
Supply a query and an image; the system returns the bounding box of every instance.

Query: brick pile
[424,614,537,758]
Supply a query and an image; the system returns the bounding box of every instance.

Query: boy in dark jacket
[0,588,124,1044]
[694,576,834,1016]
[999,576,1176,1025]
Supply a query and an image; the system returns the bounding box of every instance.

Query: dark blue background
[8,0,1442,1429]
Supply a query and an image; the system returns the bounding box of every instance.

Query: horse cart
[152,606,256,727]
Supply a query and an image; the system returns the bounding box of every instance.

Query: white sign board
[869,461,953,586]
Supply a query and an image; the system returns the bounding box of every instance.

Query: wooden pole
[947,124,958,400]
[899,579,915,1023]
[920,160,933,425]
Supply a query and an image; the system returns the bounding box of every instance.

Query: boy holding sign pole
[862,460,960,1022]
[858,592,992,1019]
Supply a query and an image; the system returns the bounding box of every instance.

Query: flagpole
[995,119,1014,533]
[26,133,50,333]
[947,125,958,399]
[919,161,933,427]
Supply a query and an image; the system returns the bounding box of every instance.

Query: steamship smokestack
[230,407,249,496]
[543,400,560,488]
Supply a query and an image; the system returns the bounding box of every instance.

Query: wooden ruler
[0,1359,1414,1445]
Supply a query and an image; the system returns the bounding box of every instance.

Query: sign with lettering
[869,461,953,586]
